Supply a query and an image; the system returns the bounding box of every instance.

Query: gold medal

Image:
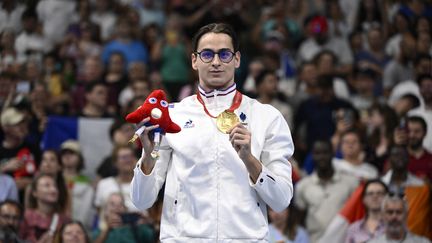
[216,111,240,133]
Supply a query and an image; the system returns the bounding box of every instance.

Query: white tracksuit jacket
[131,84,294,242]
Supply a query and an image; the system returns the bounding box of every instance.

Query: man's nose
[211,54,221,65]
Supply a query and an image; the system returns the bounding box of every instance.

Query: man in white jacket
[130,23,294,242]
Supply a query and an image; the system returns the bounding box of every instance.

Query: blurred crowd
[0,0,432,242]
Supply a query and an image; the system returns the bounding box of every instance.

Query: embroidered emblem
[183,119,195,128]
[240,112,247,125]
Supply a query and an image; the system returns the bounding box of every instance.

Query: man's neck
[409,147,425,159]
[83,104,104,117]
[391,170,408,185]
[199,81,235,93]
[345,156,362,165]
[63,168,78,179]
[117,172,133,183]
[257,94,273,104]
[317,167,334,181]
[387,230,406,241]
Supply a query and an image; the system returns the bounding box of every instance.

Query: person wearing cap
[59,140,95,229]
[0,107,40,195]
[298,15,353,77]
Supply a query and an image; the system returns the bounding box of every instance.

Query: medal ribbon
[196,90,242,118]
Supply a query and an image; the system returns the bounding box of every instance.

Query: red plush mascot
[125,90,181,157]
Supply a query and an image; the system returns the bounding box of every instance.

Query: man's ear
[191,53,198,70]
[234,51,241,68]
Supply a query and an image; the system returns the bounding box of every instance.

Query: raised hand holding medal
[197,90,242,133]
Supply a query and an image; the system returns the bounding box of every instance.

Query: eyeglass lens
[197,49,234,63]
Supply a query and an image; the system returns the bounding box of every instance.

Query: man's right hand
[137,117,161,174]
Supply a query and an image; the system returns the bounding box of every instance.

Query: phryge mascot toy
[125,89,181,158]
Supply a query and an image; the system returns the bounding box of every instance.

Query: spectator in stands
[0,107,40,194]
[0,200,24,243]
[72,55,104,114]
[313,50,350,100]
[0,29,18,73]
[80,82,110,118]
[333,129,379,180]
[268,204,309,243]
[368,194,430,243]
[388,54,431,113]
[54,221,90,243]
[345,179,388,243]
[93,192,155,243]
[294,75,354,155]
[350,67,381,112]
[393,116,432,181]
[330,108,358,154]
[97,120,136,179]
[353,0,388,34]
[151,13,191,101]
[255,69,293,127]
[383,32,416,96]
[295,140,358,242]
[59,140,94,229]
[291,61,318,110]
[90,0,117,41]
[298,15,353,76]
[36,0,77,45]
[94,145,138,213]
[101,18,149,66]
[20,173,70,243]
[103,52,128,115]
[365,103,399,172]
[382,145,424,194]
[24,149,68,217]
[15,9,52,64]
[326,0,350,38]
[409,75,432,153]
[385,11,410,58]
[354,26,390,82]
[0,0,26,34]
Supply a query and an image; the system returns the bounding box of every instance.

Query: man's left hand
[229,123,262,182]
[229,123,252,161]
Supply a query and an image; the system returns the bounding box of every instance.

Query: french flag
[42,116,114,179]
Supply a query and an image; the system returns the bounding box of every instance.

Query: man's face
[0,204,21,231]
[258,74,278,97]
[192,33,240,91]
[341,133,362,159]
[389,147,409,170]
[312,141,333,170]
[420,78,432,102]
[363,183,386,211]
[87,85,108,108]
[2,120,28,140]
[383,200,406,235]
[408,121,426,150]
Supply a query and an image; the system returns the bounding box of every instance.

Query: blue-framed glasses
[194,48,235,63]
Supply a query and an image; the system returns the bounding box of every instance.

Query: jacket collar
[197,83,238,114]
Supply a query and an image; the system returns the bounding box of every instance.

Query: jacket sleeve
[130,145,172,210]
[251,111,294,212]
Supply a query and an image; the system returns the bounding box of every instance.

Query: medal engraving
[216,111,240,133]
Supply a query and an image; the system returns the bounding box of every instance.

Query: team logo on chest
[183,119,195,128]
[240,112,247,125]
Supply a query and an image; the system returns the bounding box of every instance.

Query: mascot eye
[149,97,157,104]
[160,100,168,107]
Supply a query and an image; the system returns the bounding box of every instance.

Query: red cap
[309,16,328,34]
